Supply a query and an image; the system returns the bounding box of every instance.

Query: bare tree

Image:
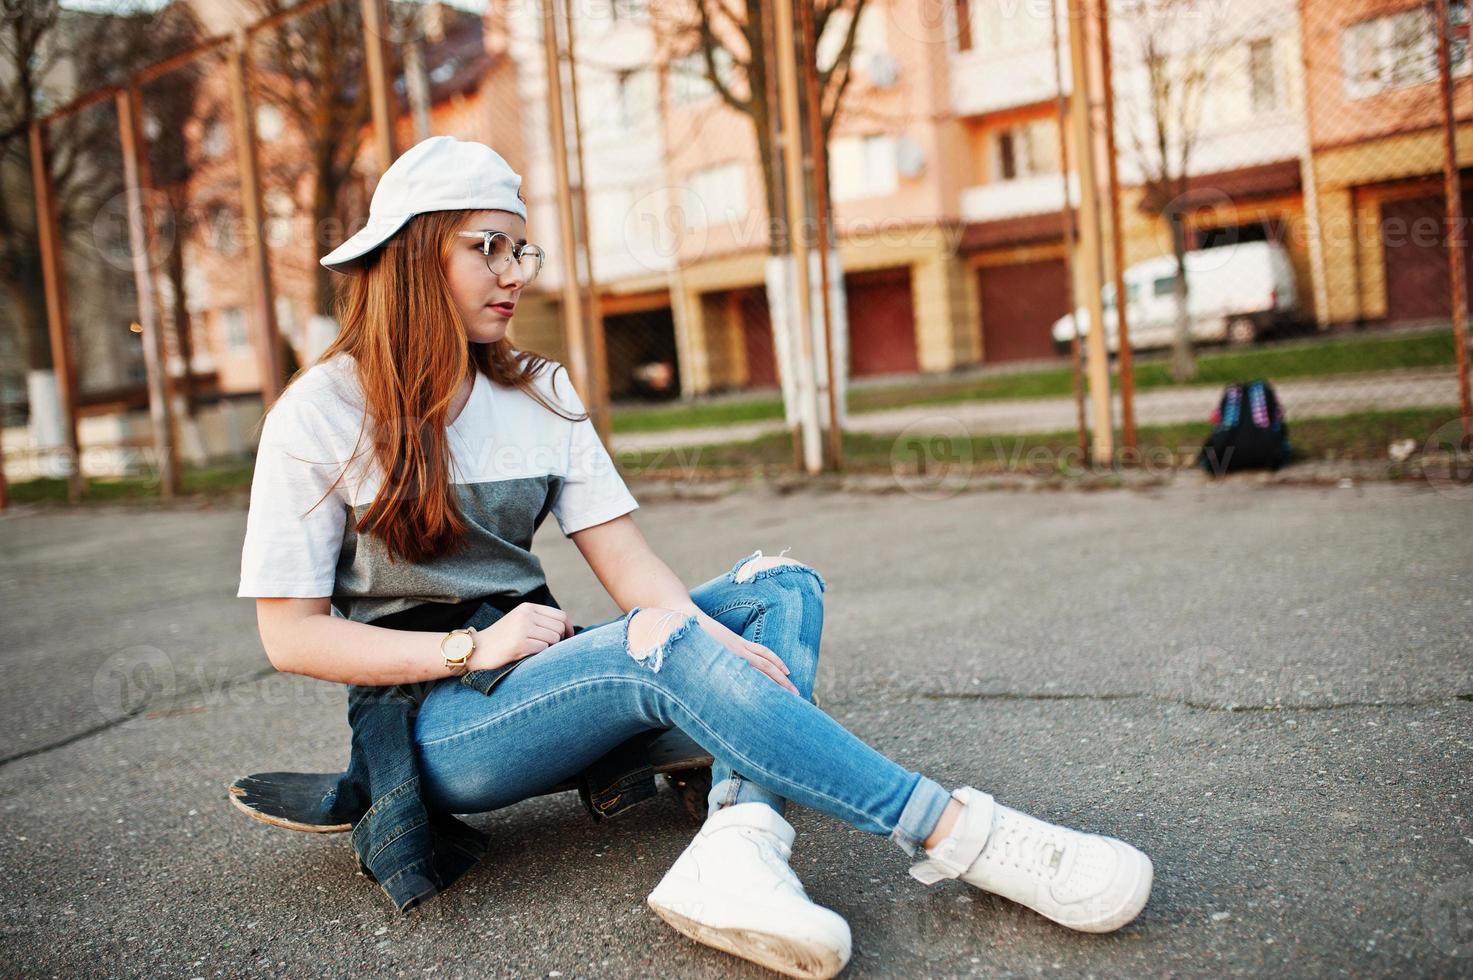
[648,0,869,420]
[1119,0,1222,382]
[144,62,208,419]
[245,0,395,319]
[653,0,868,258]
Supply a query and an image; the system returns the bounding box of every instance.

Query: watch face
[445,633,474,661]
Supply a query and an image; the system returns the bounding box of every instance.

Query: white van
[1051,240,1301,352]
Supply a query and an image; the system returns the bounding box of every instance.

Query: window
[610,0,646,24]
[221,308,250,353]
[1248,39,1278,113]
[265,190,294,247]
[670,48,734,106]
[1196,221,1274,250]
[203,121,229,158]
[830,135,899,201]
[990,119,1058,182]
[1341,1,1469,99]
[1153,275,1178,298]
[1103,281,1141,311]
[255,105,284,141]
[190,316,213,369]
[686,162,747,227]
[209,207,240,256]
[817,4,887,72]
[998,131,1021,181]
[590,186,635,245]
[274,296,296,337]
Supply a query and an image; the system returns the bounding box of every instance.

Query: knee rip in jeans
[734,548,827,592]
[625,606,697,673]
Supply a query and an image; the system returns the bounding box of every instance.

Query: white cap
[319,135,527,274]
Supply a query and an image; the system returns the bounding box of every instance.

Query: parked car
[1051,240,1302,353]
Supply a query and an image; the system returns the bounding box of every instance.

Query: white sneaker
[909,786,1153,933]
[647,802,852,979]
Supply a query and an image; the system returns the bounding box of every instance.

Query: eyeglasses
[455,230,546,284]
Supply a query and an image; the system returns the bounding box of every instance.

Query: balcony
[960,173,1078,224]
[951,43,1070,118]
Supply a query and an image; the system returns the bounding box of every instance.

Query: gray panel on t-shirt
[331,474,565,624]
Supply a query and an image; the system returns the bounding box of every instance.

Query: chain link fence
[3,0,1471,500]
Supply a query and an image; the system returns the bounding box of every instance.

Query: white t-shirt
[237,353,638,624]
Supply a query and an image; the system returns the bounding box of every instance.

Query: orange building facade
[1299,0,1473,326]
[177,0,1466,400]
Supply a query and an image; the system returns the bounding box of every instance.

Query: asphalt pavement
[1,478,1469,977]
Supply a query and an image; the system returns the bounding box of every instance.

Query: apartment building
[503,0,1320,397]
[952,0,1317,360]
[499,0,986,396]
[1300,0,1472,325]
[661,0,983,391]
[177,0,515,394]
[494,0,689,397]
[179,0,1462,400]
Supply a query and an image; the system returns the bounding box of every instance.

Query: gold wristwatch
[441,626,478,676]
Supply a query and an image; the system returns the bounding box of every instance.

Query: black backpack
[1198,379,1292,474]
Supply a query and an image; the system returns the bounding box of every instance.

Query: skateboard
[229,728,715,832]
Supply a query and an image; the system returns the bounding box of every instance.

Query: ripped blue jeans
[412,550,954,856]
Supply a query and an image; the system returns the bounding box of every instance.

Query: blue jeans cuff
[707,775,786,818]
[889,774,952,857]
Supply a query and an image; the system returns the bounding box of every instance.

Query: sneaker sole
[647,883,849,979]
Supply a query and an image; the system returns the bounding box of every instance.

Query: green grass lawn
[615,406,1461,481]
[8,461,256,506]
[612,329,1460,434]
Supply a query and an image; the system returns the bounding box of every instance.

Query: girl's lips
[487,303,516,315]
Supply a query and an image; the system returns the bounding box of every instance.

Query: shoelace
[993,818,1069,881]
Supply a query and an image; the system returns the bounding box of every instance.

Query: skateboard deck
[230,728,714,832]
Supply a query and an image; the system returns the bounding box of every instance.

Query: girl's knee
[624,606,763,681]
[625,606,699,673]
[733,550,827,595]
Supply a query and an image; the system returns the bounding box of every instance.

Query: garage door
[736,288,779,388]
[846,267,918,376]
[977,258,1071,362]
[604,307,679,399]
[1383,191,1472,323]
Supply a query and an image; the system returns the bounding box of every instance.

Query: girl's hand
[694,610,800,695]
[469,602,574,671]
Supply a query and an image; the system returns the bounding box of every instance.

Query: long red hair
[278,208,582,565]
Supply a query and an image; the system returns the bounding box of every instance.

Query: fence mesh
[3,0,1470,495]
